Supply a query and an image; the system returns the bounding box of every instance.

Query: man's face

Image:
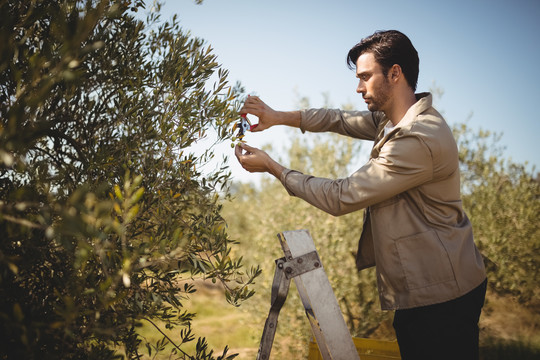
[355,52,392,112]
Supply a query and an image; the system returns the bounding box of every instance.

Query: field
[137,281,261,359]
[137,279,540,360]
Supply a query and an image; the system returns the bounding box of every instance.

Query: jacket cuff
[299,109,308,134]
[280,168,300,196]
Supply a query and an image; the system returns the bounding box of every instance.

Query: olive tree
[0,1,259,359]
[454,123,539,307]
[223,131,391,358]
[224,101,540,358]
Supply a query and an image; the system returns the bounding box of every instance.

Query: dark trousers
[393,279,487,360]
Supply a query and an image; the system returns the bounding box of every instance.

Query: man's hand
[235,143,285,178]
[239,96,301,132]
[239,96,278,132]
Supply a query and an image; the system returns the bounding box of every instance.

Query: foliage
[454,123,540,306]
[0,0,259,359]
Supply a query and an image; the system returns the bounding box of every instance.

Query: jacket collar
[370,92,432,159]
[395,92,432,129]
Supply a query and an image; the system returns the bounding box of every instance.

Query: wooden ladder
[256,230,360,360]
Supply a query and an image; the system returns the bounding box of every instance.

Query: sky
[156,0,540,184]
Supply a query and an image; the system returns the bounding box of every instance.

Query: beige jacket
[280,93,486,310]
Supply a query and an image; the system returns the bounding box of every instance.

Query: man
[235,30,487,360]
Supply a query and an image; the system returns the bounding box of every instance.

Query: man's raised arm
[240,96,301,131]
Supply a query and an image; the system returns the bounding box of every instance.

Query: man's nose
[356,80,365,94]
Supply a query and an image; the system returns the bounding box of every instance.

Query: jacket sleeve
[280,133,434,216]
[300,108,383,140]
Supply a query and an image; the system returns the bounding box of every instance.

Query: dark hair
[347,30,419,91]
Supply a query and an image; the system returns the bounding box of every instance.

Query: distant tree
[454,124,540,307]
[224,97,540,358]
[0,1,259,359]
[224,131,392,358]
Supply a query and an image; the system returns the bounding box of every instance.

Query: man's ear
[390,64,402,82]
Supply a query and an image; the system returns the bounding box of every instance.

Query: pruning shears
[232,114,257,142]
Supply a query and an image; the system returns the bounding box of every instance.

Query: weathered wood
[278,230,360,360]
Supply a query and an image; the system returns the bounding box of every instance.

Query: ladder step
[308,337,401,360]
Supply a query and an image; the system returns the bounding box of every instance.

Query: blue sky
[158,0,540,182]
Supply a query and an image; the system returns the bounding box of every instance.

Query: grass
[136,281,262,359]
[480,338,540,360]
[478,289,540,360]
[135,283,540,360]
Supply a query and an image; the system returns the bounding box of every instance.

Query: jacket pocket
[395,230,455,290]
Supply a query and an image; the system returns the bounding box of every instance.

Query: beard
[365,76,391,112]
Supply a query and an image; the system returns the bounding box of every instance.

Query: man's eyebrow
[356,71,370,78]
